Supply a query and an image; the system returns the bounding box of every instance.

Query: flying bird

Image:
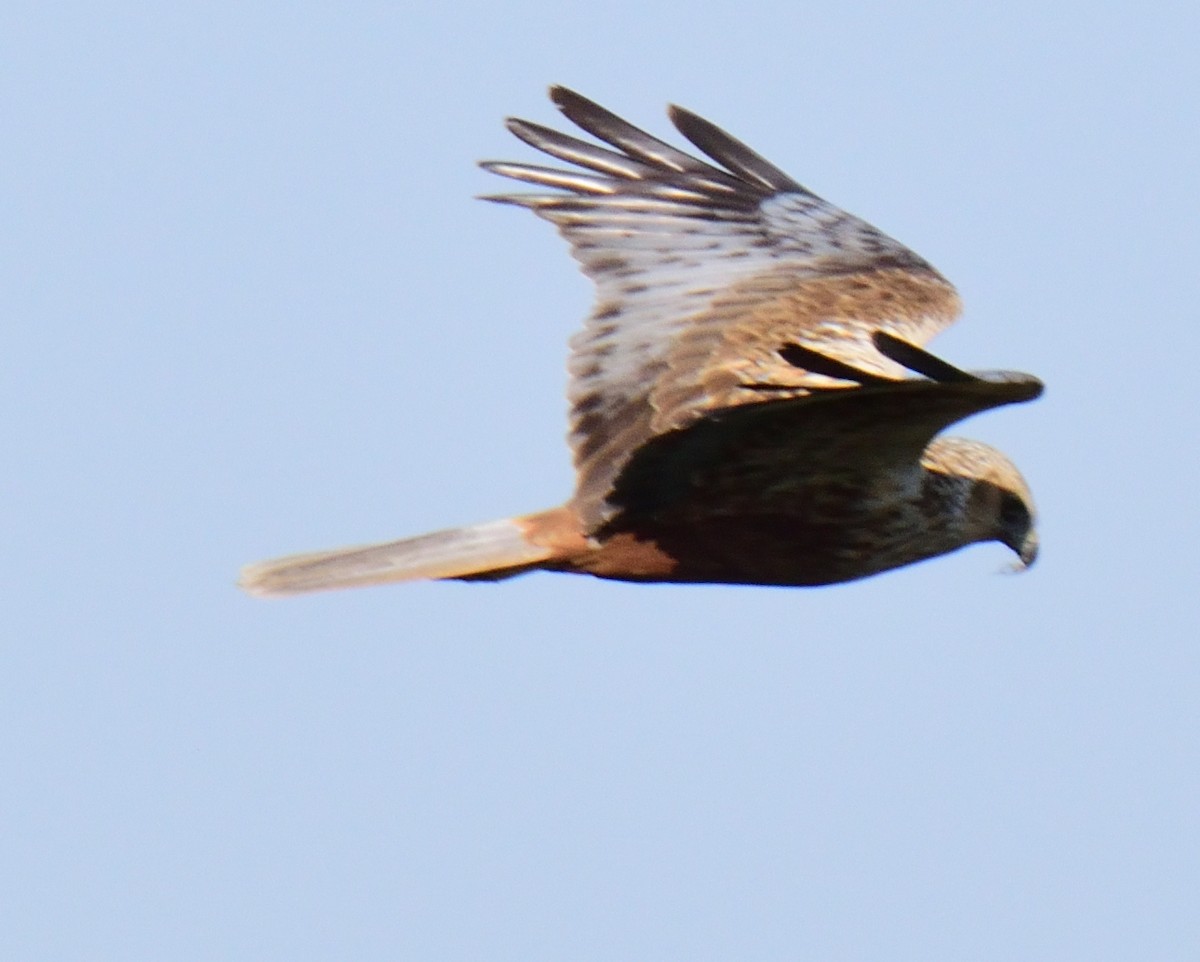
[241,87,1042,596]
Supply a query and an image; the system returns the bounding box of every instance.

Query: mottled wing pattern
[483,87,963,530]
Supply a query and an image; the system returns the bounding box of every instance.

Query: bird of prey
[241,86,1042,596]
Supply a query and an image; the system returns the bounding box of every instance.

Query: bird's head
[922,437,1038,569]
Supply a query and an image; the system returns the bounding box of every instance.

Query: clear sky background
[4,1,1199,959]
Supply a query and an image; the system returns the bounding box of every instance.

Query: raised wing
[483,87,962,530]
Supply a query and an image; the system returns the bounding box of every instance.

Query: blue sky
[4,1,1199,959]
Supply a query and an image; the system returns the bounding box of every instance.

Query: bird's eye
[998,492,1029,529]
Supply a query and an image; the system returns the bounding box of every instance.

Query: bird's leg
[872,331,978,384]
[743,334,980,394]
[775,342,892,385]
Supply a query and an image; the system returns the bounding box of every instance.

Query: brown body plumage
[240,88,1042,597]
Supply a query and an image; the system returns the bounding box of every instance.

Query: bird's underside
[240,87,1042,597]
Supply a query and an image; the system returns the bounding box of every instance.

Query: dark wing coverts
[483,87,1033,529]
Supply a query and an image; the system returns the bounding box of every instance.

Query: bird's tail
[239,507,585,597]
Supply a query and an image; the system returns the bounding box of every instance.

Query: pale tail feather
[240,516,561,597]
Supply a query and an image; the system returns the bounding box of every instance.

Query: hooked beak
[1014,529,1039,570]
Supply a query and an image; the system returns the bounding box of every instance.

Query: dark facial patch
[998,490,1030,533]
